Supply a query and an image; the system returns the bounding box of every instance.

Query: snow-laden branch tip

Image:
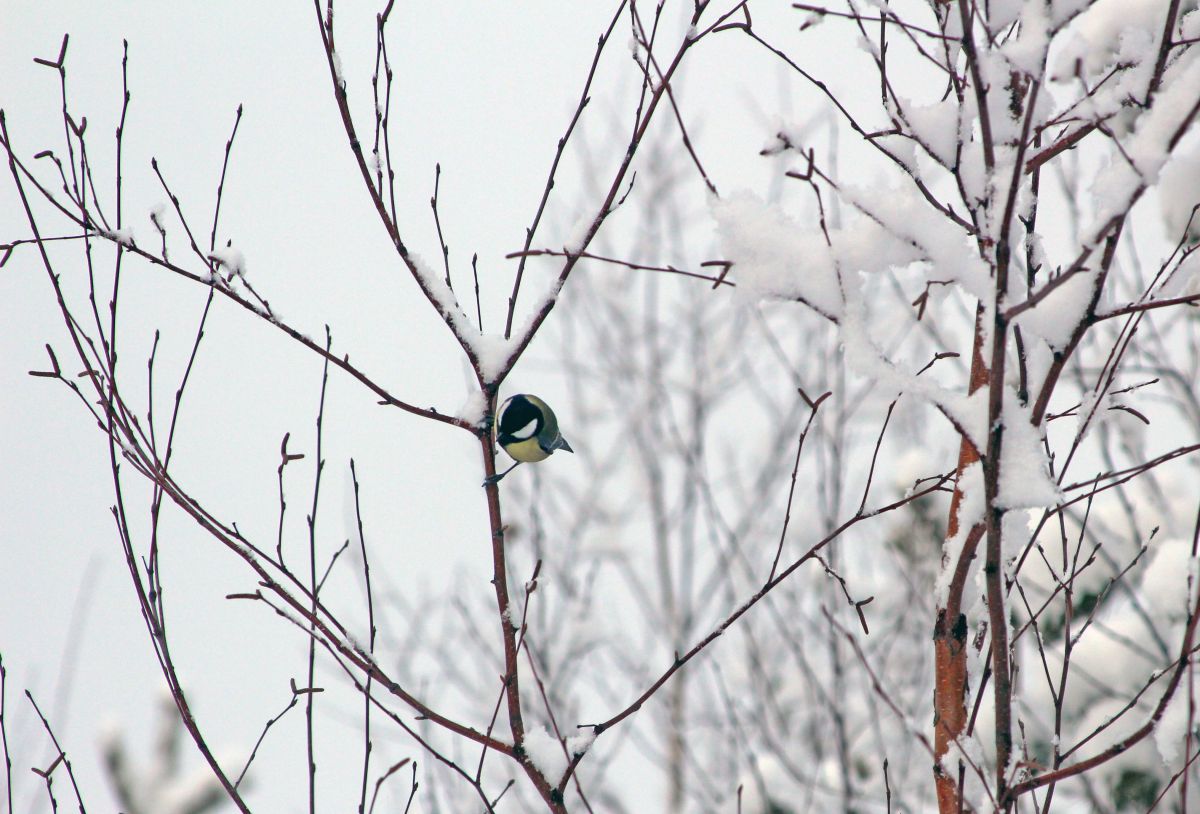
[1012,268,1099,351]
[408,252,512,382]
[995,392,1064,510]
[483,276,565,383]
[710,191,844,318]
[208,245,247,279]
[1087,49,1200,235]
[523,726,567,784]
[455,389,488,429]
[102,227,135,248]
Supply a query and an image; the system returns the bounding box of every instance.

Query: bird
[485,393,573,485]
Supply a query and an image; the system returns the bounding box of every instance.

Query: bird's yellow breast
[502,436,552,463]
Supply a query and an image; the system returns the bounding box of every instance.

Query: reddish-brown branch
[1024,123,1097,175]
[500,5,721,378]
[934,303,990,813]
[308,0,489,378]
[503,0,629,339]
[1094,292,1200,321]
[506,248,735,287]
[2,136,469,431]
[590,474,951,735]
[478,434,565,812]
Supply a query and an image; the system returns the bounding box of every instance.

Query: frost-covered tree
[696,1,1200,811]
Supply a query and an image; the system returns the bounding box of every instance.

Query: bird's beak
[557,436,574,454]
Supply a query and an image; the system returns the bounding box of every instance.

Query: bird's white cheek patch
[511,419,538,440]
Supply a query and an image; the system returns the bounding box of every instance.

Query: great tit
[485,393,573,485]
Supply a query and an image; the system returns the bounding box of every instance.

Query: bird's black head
[497,394,543,444]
